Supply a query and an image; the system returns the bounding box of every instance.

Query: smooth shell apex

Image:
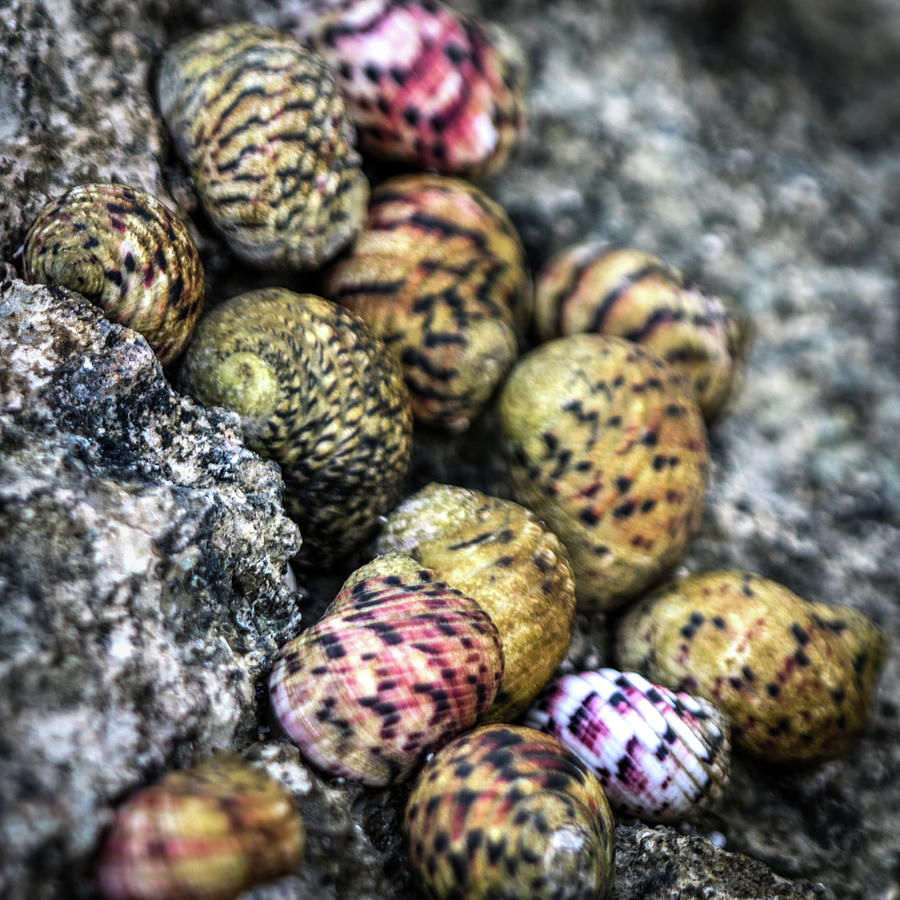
[23,183,204,365]
[289,0,527,176]
[377,482,575,722]
[181,288,412,566]
[498,334,709,610]
[269,560,504,785]
[157,23,368,269]
[526,669,730,822]
[616,570,888,762]
[97,755,304,900]
[404,724,615,900]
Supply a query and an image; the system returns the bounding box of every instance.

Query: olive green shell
[498,334,709,610]
[97,754,304,900]
[323,174,530,432]
[181,288,412,566]
[616,570,888,762]
[377,483,575,722]
[157,23,368,269]
[534,245,748,419]
[404,724,615,900]
[23,183,204,365]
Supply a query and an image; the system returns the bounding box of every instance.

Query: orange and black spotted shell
[156,23,368,269]
[181,288,412,567]
[377,482,575,722]
[323,174,530,432]
[287,0,527,176]
[404,724,615,900]
[23,183,204,366]
[498,334,709,610]
[616,570,888,762]
[534,245,748,419]
[269,556,504,785]
[97,755,304,900]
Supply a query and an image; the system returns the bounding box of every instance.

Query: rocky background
[0,0,898,897]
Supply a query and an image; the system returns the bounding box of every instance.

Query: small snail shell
[286,0,527,176]
[323,174,530,432]
[533,245,748,419]
[616,570,888,762]
[23,183,204,366]
[97,754,304,900]
[157,23,368,269]
[404,724,615,900]
[181,288,412,566]
[269,555,504,785]
[498,334,709,610]
[525,668,730,823]
[377,482,575,722]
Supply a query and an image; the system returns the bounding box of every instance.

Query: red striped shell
[525,669,730,822]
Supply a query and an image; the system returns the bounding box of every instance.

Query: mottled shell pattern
[534,244,747,419]
[269,554,503,785]
[525,668,730,823]
[617,570,888,762]
[23,183,204,366]
[157,23,368,269]
[324,174,529,432]
[377,482,575,722]
[404,724,615,900]
[287,0,527,176]
[97,755,304,900]
[498,334,709,610]
[181,288,412,566]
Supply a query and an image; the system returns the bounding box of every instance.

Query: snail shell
[323,174,530,432]
[377,482,575,722]
[23,183,204,366]
[157,23,368,269]
[498,334,709,610]
[404,724,615,900]
[286,0,527,176]
[269,554,504,785]
[181,288,412,566]
[97,754,304,900]
[525,668,730,823]
[534,244,748,419]
[616,570,888,762]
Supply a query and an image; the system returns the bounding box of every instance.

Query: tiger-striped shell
[534,244,748,419]
[323,174,529,432]
[157,23,368,269]
[377,482,575,722]
[498,334,709,610]
[404,724,615,900]
[23,183,204,366]
[180,288,412,566]
[525,669,730,822]
[285,0,527,176]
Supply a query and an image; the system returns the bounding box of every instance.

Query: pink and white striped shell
[525,668,729,823]
[284,0,527,176]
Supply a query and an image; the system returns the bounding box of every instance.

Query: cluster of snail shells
[323,173,530,432]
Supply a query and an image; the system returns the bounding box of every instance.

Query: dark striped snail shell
[286,0,527,176]
[498,334,709,610]
[269,554,504,785]
[404,724,615,900]
[534,244,748,419]
[616,570,888,762]
[97,754,304,900]
[23,183,204,366]
[377,482,575,722]
[157,23,368,269]
[181,288,412,566]
[323,174,530,432]
[525,668,730,822]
